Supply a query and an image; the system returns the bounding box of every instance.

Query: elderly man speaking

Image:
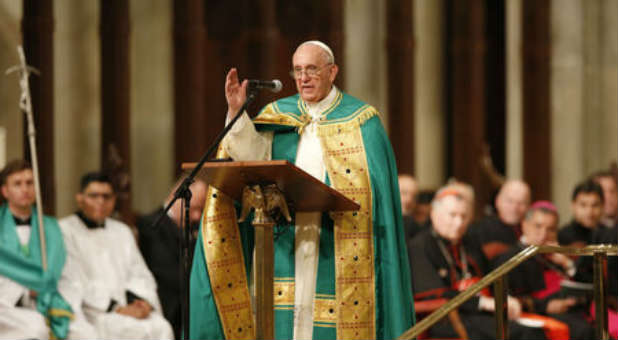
[189,41,414,339]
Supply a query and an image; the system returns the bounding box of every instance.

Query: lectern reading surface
[182,160,360,212]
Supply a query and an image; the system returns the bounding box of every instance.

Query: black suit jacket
[137,208,181,338]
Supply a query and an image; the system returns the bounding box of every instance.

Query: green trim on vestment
[0,204,73,339]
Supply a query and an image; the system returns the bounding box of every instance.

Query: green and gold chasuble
[0,204,73,339]
[189,91,415,339]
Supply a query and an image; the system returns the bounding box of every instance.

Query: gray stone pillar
[551,0,585,219]
[550,0,618,219]
[344,0,387,121]
[506,0,523,179]
[54,0,101,216]
[130,0,174,214]
[414,0,445,188]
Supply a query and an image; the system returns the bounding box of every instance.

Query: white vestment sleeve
[221,112,272,161]
[124,234,162,311]
[0,276,27,307]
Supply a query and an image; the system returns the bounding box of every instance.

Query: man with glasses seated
[59,172,173,339]
[190,41,414,340]
[493,201,595,340]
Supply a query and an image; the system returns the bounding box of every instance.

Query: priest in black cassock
[408,185,546,339]
[493,201,594,340]
[558,180,607,248]
[137,178,207,340]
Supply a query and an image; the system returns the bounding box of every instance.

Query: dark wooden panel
[22,0,55,214]
[174,0,208,170]
[386,0,415,175]
[522,0,551,201]
[446,0,489,216]
[485,0,506,176]
[100,0,133,222]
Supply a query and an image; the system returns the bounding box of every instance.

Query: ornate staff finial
[6,46,40,115]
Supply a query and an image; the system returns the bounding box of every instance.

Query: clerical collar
[13,215,31,226]
[76,211,106,229]
[519,235,529,246]
[303,86,338,118]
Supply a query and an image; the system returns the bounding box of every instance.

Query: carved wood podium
[183,160,359,339]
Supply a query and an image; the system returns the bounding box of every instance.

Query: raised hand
[225,68,249,120]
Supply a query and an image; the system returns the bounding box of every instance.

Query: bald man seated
[468,179,531,261]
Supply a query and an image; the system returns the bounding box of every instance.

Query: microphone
[248,79,282,93]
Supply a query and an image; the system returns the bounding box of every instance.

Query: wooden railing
[398,244,618,340]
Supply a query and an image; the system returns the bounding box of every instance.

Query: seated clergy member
[0,160,96,339]
[59,172,173,339]
[468,179,531,260]
[399,174,426,240]
[408,186,546,339]
[558,179,607,248]
[493,201,594,340]
[137,177,207,340]
[591,170,618,228]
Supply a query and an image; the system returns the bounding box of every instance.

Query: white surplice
[221,86,338,340]
[0,224,97,340]
[59,214,173,340]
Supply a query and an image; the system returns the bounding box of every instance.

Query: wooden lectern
[182,160,359,339]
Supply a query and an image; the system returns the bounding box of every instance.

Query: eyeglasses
[289,63,333,79]
[84,192,115,201]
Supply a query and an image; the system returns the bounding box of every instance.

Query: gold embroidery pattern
[47,308,74,319]
[318,117,376,340]
[314,295,337,327]
[274,279,295,308]
[253,103,303,127]
[201,148,255,340]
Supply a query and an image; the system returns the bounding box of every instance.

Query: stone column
[551,0,618,219]
[582,0,618,172]
[131,0,173,213]
[344,0,387,120]
[505,0,523,179]
[414,0,445,188]
[54,0,100,216]
[598,0,618,165]
[550,0,585,218]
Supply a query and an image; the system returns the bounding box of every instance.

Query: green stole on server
[0,204,73,339]
[189,90,415,340]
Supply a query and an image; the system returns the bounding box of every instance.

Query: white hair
[297,40,335,64]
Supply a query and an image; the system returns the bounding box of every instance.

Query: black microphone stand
[152,87,259,340]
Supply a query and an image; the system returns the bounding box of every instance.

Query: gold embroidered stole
[316,107,377,339]
[201,146,255,340]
